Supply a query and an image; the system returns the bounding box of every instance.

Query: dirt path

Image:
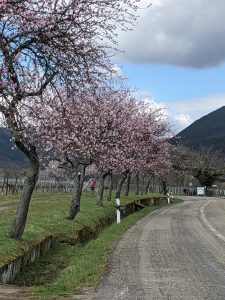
[97,197,225,299]
[0,285,29,300]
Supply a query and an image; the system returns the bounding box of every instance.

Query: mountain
[174,106,225,154]
[0,127,27,167]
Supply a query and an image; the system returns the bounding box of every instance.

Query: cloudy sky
[115,0,225,132]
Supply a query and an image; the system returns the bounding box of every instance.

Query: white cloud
[136,91,225,132]
[174,114,193,127]
[134,90,167,112]
[140,95,165,110]
[168,93,225,132]
[167,93,225,119]
[117,0,225,68]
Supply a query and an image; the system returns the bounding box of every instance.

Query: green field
[0,192,161,265]
[0,192,182,299]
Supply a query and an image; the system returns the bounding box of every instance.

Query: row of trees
[2,1,223,240]
[1,145,224,198]
[1,0,167,239]
[0,0,225,243]
[22,85,172,217]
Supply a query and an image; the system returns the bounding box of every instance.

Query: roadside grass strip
[0,192,152,266]
[15,198,181,299]
[0,192,182,298]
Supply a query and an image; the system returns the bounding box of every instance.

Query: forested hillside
[0,127,27,167]
[175,106,225,153]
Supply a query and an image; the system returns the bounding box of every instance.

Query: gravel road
[97,197,225,300]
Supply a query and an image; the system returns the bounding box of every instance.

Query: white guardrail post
[167,192,170,204]
[116,198,121,224]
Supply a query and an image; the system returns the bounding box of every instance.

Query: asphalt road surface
[97,196,225,300]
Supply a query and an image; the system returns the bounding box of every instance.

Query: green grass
[0,191,160,266]
[0,191,182,299]
[31,213,156,299]
[17,198,181,299]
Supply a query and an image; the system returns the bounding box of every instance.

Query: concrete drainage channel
[0,236,57,284]
[0,196,168,285]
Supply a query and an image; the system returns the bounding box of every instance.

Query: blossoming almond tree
[133,110,171,195]
[24,84,172,215]
[0,0,142,238]
[86,100,172,202]
[113,103,172,198]
[24,85,138,218]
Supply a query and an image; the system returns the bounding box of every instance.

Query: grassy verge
[13,198,182,299]
[0,191,161,266]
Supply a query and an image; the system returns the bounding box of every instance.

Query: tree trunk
[8,142,39,239]
[145,175,153,194]
[107,172,113,201]
[116,170,128,198]
[5,172,9,195]
[79,165,86,197]
[97,171,110,206]
[97,175,104,206]
[78,165,86,211]
[161,180,168,195]
[141,176,145,195]
[135,173,140,195]
[14,176,18,194]
[1,172,6,193]
[67,167,82,220]
[124,171,131,196]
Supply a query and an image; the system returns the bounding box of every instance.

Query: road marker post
[116,198,121,224]
[167,192,170,204]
